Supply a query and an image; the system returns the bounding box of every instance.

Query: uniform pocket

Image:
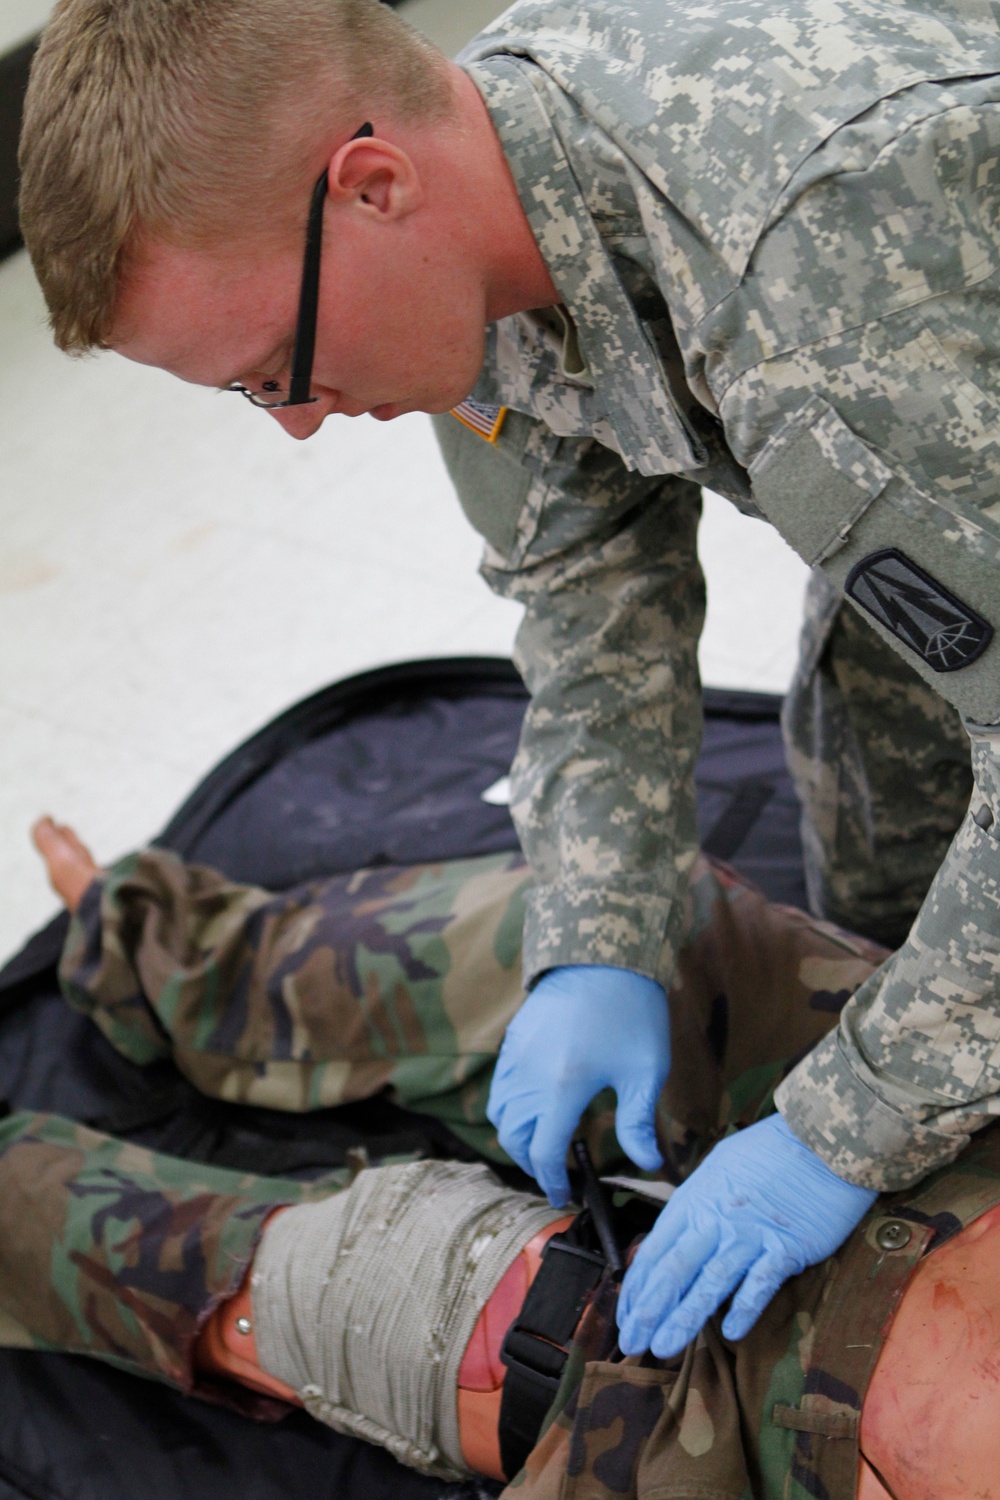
[748,394,892,566]
[432,408,538,560]
[563,1361,676,1500]
[562,1353,750,1499]
[749,392,1000,723]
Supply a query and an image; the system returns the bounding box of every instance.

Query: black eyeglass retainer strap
[288,121,374,405]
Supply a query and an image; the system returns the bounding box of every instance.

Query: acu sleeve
[433,411,705,991]
[777,723,1000,1191]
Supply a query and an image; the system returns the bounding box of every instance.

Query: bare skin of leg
[860,1202,1000,1500]
[31,817,101,913]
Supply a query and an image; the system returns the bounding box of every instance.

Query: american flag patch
[451,398,507,443]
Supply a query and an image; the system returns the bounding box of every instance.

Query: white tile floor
[0,0,809,961]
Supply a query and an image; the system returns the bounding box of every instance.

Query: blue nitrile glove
[617,1113,877,1358]
[486,964,670,1206]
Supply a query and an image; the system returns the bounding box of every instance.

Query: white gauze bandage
[250,1160,567,1479]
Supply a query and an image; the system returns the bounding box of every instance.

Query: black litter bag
[0,657,806,1500]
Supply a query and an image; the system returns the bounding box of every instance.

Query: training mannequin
[1,818,995,1497]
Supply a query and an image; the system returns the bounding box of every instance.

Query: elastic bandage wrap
[250,1160,567,1479]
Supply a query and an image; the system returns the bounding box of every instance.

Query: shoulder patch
[845,548,993,673]
[451,399,507,444]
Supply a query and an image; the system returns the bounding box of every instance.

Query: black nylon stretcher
[0,657,806,1500]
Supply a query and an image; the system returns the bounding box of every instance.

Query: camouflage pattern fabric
[7,844,1000,1497]
[430,0,1000,1186]
[58,848,887,1175]
[783,571,972,952]
[0,1107,342,1408]
[513,1124,1000,1500]
[779,718,1000,1189]
[59,848,533,1160]
[641,855,888,1183]
[432,412,706,992]
[5,1106,999,1500]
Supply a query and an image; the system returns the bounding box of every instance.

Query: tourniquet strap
[498,1235,606,1479]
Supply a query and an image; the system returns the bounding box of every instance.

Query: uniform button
[235,1316,253,1336]
[874,1219,912,1252]
[974,803,995,831]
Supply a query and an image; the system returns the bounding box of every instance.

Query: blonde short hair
[19,0,453,353]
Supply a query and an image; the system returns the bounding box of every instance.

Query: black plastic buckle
[501,1325,568,1394]
[500,1239,606,1372]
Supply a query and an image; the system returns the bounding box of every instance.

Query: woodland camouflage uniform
[2,845,996,1497]
[427,0,1000,1190]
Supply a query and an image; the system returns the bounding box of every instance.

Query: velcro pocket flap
[749,395,893,565]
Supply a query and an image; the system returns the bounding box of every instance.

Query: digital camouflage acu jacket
[437,0,1000,1188]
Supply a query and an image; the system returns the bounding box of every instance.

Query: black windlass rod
[572,1139,625,1276]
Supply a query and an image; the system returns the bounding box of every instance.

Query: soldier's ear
[326,135,423,220]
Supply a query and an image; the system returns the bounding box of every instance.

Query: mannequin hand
[617,1113,877,1357]
[487,964,669,1205]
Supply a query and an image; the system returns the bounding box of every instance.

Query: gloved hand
[486,964,670,1206]
[617,1113,877,1358]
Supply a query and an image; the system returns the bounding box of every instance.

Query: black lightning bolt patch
[845,548,993,672]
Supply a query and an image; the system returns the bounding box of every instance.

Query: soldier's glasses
[227,122,374,410]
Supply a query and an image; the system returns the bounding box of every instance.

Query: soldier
[7,817,1000,1498]
[18,0,1000,1352]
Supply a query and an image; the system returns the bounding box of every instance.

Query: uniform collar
[464,55,705,477]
